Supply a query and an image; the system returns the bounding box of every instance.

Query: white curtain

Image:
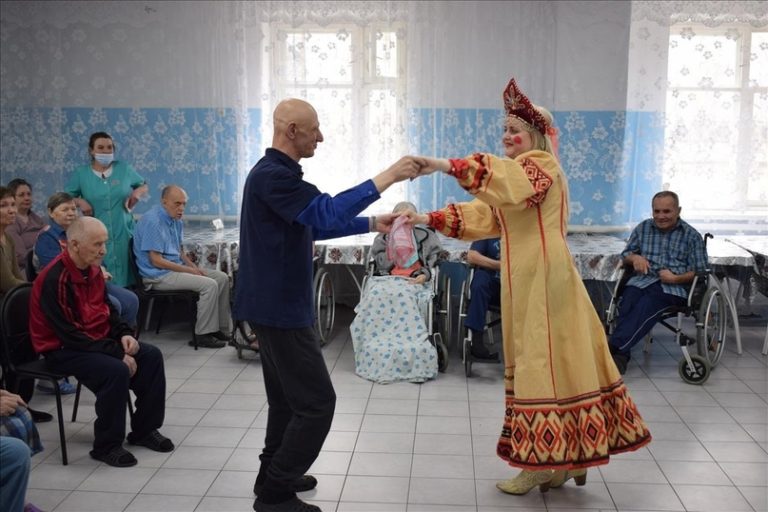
[241,0,412,215]
[627,1,768,233]
[2,1,765,234]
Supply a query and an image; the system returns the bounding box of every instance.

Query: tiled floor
[23,297,768,512]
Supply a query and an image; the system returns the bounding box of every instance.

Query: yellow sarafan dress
[428,151,651,470]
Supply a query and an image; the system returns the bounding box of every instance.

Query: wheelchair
[604,235,728,384]
[359,257,451,373]
[313,254,336,346]
[228,257,336,359]
[456,265,502,377]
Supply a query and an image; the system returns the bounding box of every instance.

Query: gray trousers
[144,269,231,335]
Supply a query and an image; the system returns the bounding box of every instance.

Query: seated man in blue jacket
[466,237,502,360]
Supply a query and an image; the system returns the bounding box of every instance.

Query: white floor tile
[673,484,754,511]
[22,302,768,512]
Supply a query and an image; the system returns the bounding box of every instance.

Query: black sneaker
[90,446,138,467]
[29,409,53,423]
[253,496,321,512]
[254,475,318,496]
[189,335,226,349]
[127,430,175,452]
[210,330,231,341]
[612,353,629,375]
[470,341,499,361]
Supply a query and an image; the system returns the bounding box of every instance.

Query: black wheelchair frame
[456,265,502,377]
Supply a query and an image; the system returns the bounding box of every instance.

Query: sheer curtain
[626,1,768,234]
[241,0,412,215]
[3,1,764,232]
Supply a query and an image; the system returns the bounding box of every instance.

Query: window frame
[261,22,408,212]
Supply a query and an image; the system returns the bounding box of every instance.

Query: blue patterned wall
[0,107,259,218]
[1,106,660,228]
[406,109,664,228]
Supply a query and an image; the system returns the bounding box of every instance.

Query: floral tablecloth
[726,236,768,298]
[726,236,768,278]
[319,233,629,281]
[183,226,240,276]
[183,226,757,284]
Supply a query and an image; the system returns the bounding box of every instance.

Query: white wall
[1,0,632,112]
[0,1,242,108]
[406,0,631,111]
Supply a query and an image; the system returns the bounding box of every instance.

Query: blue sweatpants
[609,281,686,358]
[464,270,501,333]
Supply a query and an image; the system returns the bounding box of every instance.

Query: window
[261,24,408,214]
[664,24,767,216]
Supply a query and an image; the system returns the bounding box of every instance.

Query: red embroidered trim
[448,158,470,180]
[446,204,462,238]
[449,156,490,193]
[427,211,446,232]
[468,153,489,191]
[520,157,553,208]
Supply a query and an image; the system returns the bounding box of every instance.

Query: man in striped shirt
[609,191,708,374]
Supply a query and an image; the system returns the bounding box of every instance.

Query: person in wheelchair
[465,238,502,360]
[608,191,708,374]
[350,201,443,384]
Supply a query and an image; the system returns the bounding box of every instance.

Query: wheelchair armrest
[687,270,710,308]
[613,263,635,297]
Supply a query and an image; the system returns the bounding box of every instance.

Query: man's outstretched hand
[373,156,427,192]
[413,156,451,177]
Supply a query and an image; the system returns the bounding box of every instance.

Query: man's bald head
[271,98,324,162]
[161,185,188,220]
[67,216,106,243]
[67,216,108,269]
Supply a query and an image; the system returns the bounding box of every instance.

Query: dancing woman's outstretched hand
[400,210,430,226]
[413,156,451,177]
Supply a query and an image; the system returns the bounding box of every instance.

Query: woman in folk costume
[406,77,651,495]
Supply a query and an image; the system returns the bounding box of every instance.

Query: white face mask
[93,153,114,166]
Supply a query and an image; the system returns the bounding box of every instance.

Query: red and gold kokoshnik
[503,77,550,136]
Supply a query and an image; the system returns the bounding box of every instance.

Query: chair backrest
[0,283,33,373]
[25,250,38,282]
[127,238,145,292]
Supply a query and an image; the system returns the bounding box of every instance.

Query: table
[182,225,757,354]
[184,226,755,288]
[317,233,631,281]
[183,225,240,276]
[726,236,768,355]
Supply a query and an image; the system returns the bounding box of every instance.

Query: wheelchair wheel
[678,354,710,385]
[463,337,472,377]
[697,287,726,367]
[433,332,449,373]
[314,267,335,346]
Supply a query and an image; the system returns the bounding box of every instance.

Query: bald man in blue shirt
[236,98,423,512]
